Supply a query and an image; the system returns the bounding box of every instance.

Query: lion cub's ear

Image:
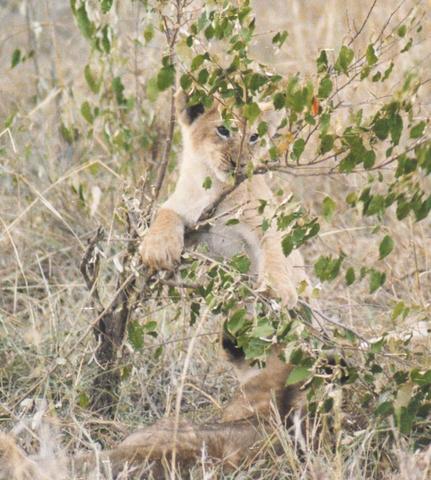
[175,90,205,126]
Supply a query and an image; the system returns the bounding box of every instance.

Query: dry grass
[0,0,430,478]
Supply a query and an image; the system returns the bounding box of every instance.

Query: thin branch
[156,278,200,290]
[153,79,176,203]
[79,226,105,309]
[299,300,370,346]
[348,0,379,47]
[152,1,185,204]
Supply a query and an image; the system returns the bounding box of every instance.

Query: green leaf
[372,71,381,82]
[204,24,215,40]
[375,401,394,417]
[382,62,394,81]
[112,76,126,105]
[80,101,94,124]
[346,192,357,206]
[289,348,304,364]
[243,102,260,124]
[74,4,96,41]
[334,45,354,75]
[252,319,274,338]
[84,65,100,94]
[379,235,394,259]
[365,194,385,216]
[146,77,159,102]
[392,301,406,320]
[397,405,416,435]
[396,198,411,220]
[363,150,376,169]
[322,196,336,221]
[369,269,386,293]
[272,30,288,48]
[281,236,293,257]
[243,338,267,359]
[292,138,305,161]
[230,254,251,273]
[320,112,331,134]
[100,24,111,53]
[410,369,431,386]
[318,76,332,99]
[273,92,285,110]
[248,73,267,91]
[316,50,328,73]
[390,114,403,145]
[257,121,268,136]
[414,195,431,222]
[190,302,200,325]
[100,0,113,14]
[59,123,78,144]
[286,366,312,385]
[78,391,90,408]
[226,218,240,226]
[320,134,335,154]
[180,74,192,91]
[144,24,154,43]
[202,176,212,190]
[286,80,313,113]
[11,49,21,68]
[345,267,355,286]
[366,44,378,65]
[410,121,426,139]
[314,254,345,282]
[198,68,209,84]
[228,309,247,334]
[128,320,144,350]
[401,38,413,53]
[157,64,175,91]
[397,25,407,37]
[360,65,370,79]
[373,118,389,140]
[191,54,207,71]
[143,320,157,332]
[370,337,385,353]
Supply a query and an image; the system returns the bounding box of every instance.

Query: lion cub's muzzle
[221,152,251,174]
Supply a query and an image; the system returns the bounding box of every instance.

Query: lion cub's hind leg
[259,231,311,309]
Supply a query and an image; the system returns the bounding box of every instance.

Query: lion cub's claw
[259,274,299,310]
[139,231,183,272]
[272,279,298,310]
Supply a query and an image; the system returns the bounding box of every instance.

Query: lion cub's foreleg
[139,209,184,271]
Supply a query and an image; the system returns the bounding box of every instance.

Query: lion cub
[140,91,310,310]
[136,91,311,471]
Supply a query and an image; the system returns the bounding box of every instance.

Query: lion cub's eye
[216,125,230,139]
[249,133,259,144]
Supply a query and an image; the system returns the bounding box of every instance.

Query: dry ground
[0,0,430,479]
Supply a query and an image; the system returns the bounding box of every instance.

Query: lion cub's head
[176,91,260,183]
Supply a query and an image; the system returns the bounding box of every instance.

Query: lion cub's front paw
[139,230,183,272]
[271,277,298,309]
[139,209,184,272]
[259,273,299,309]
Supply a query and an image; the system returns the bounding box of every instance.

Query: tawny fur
[136,91,311,475]
[0,355,304,479]
[140,208,184,272]
[83,351,304,478]
[0,433,67,480]
[140,90,311,308]
[0,94,313,480]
